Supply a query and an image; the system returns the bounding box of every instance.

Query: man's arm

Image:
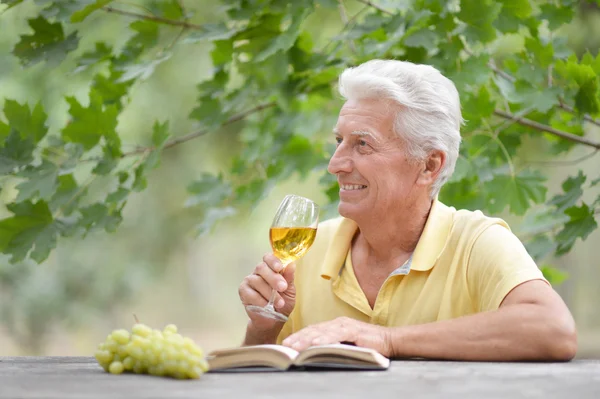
[387,279,576,361]
[282,279,577,361]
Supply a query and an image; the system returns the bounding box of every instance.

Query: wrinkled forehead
[334,98,402,141]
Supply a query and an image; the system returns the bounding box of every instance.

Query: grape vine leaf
[255,7,313,62]
[458,0,502,44]
[3,100,47,143]
[12,16,79,67]
[0,201,58,263]
[484,170,547,215]
[70,0,114,23]
[555,203,598,255]
[0,130,35,174]
[196,207,237,236]
[0,0,23,10]
[62,88,120,151]
[549,170,586,213]
[186,174,233,208]
[15,161,59,202]
[540,265,569,285]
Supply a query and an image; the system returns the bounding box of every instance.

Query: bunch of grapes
[94,323,209,379]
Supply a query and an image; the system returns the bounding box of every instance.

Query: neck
[354,197,433,264]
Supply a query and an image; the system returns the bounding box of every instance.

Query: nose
[327,144,353,175]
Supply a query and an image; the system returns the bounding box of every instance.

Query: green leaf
[74,42,112,73]
[49,174,81,216]
[3,100,47,143]
[71,0,113,23]
[12,16,79,67]
[575,78,600,115]
[144,121,171,170]
[549,170,586,213]
[116,20,159,64]
[0,121,9,145]
[152,120,170,148]
[255,7,312,62]
[117,53,172,83]
[494,0,532,33]
[403,27,437,49]
[210,40,233,66]
[106,187,129,203]
[0,201,57,263]
[78,203,121,233]
[15,161,59,202]
[458,0,502,44]
[149,0,184,19]
[196,206,237,236]
[0,130,35,174]
[183,23,238,43]
[540,265,569,285]
[132,164,147,192]
[186,174,232,208]
[91,68,132,109]
[524,235,556,261]
[539,3,574,30]
[0,0,24,10]
[555,203,598,255]
[62,88,120,151]
[484,170,547,215]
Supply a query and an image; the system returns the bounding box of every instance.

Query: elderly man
[238,60,577,361]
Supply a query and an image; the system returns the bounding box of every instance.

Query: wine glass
[246,194,319,322]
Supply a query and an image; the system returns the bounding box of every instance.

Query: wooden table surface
[1,356,599,398]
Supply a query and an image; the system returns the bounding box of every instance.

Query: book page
[295,344,389,368]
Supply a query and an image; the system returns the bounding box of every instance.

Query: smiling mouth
[340,184,367,191]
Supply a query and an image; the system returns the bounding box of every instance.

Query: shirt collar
[319,199,454,279]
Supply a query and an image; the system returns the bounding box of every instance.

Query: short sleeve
[467,224,548,312]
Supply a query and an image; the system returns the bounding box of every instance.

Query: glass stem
[266,289,278,309]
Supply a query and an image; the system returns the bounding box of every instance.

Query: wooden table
[1,357,599,398]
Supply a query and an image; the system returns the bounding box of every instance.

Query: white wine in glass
[246,194,319,322]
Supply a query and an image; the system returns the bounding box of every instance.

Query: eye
[335,137,343,145]
[359,139,368,147]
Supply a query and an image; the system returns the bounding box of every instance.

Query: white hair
[338,59,463,198]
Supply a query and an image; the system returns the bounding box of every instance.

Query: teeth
[341,184,366,190]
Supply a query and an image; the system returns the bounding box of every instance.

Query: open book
[207,343,390,371]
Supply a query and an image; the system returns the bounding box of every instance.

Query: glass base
[246,304,288,322]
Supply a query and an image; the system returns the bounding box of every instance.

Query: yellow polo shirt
[277,200,547,342]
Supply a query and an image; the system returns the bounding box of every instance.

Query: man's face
[327,98,424,221]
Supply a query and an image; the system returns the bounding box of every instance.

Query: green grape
[109,361,124,374]
[104,337,118,353]
[132,323,152,337]
[163,324,177,335]
[111,329,130,345]
[95,323,207,379]
[132,361,144,374]
[122,356,134,371]
[95,350,113,366]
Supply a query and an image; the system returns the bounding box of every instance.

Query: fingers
[263,253,284,273]
[282,262,296,284]
[239,274,286,309]
[282,318,355,351]
[255,255,288,292]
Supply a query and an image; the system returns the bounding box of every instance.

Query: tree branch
[337,0,357,54]
[122,102,276,157]
[493,109,600,149]
[102,6,204,29]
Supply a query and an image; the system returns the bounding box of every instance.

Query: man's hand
[281,317,393,356]
[239,253,296,345]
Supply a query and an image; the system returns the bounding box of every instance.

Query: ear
[417,150,445,186]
